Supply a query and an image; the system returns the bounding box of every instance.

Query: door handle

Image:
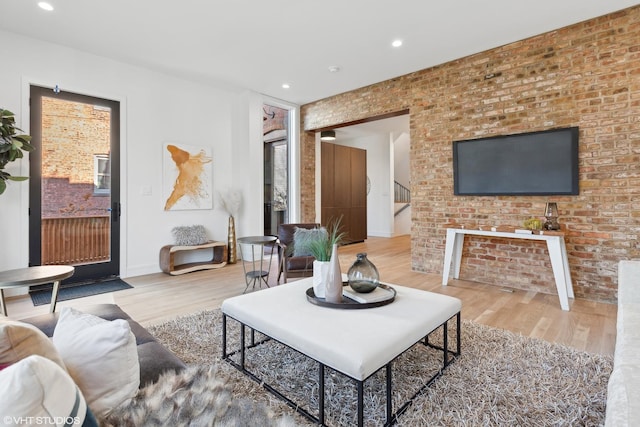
[111,202,121,222]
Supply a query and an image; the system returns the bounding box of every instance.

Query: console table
[442,228,574,311]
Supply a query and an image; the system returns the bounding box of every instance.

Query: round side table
[238,236,277,293]
[0,265,75,315]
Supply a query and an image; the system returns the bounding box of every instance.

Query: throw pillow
[0,318,66,370]
[0,355,98,427]
[292,227,328,257]
[53,307,140,417]
[171,225,208,246]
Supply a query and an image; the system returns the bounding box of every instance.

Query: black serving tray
[306,283,396,309]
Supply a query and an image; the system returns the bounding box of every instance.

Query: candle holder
[543,202,560,231]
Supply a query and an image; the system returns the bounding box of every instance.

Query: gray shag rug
[109,309,613,426]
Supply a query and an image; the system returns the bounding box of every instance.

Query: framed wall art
[163,143,213,210]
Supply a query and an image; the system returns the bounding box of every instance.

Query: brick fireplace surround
[299,6,640,303]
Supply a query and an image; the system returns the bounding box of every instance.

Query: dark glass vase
[347,253,380,293]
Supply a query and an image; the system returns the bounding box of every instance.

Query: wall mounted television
[453,127,579,196]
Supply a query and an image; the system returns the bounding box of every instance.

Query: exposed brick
[299,5,640,303]
[41,97,111,218]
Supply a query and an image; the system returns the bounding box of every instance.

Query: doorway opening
[263,104,289,236]
[29,85,121,285]
[316,113,410,238]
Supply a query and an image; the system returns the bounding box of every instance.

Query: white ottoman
[222,277,462,426]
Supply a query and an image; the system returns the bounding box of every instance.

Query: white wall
[334,134,394,238]
[393,132,410,188]
[0,30,268,287]
[393,132,411,236]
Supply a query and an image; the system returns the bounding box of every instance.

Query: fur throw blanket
[100,365,295,426]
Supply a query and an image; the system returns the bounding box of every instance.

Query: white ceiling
[1,1,638,105]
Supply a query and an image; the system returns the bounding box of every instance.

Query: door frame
[27,84,123,283]
[261,95,300,223]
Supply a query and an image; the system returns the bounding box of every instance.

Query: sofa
[605,260,640,426]
[0,303,186,425]
[20,303,187,386]
[2,303,293,426]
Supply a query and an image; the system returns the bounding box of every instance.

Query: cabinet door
[333,144,352,209]
[321,143,335,208]
[349,147,367,242]
[321,142,367,243]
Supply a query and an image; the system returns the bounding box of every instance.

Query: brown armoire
[321,142,367,243]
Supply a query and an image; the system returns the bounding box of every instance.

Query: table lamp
[543,202,560,230]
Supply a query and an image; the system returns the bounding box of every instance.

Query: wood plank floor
[4,235,617,356]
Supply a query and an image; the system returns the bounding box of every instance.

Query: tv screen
[453,127,579,196]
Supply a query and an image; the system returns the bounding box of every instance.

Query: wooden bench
[159,241,227,275]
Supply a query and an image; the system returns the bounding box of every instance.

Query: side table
[0,265,75,316]
[238,236,277,293]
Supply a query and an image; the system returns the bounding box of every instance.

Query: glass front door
[29,85,120,283]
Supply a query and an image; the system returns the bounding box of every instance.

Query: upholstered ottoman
[222,278,462,426]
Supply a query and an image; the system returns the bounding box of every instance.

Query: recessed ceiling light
[328,66,340,73]
[38,2,54,11]
[392,39,403,48]
[282,83,290,89]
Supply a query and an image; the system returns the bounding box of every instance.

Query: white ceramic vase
[325,244,343,303]
[312,260,329,298]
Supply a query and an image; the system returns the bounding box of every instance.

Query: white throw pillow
[0,318,66,370]
[0,355,96,426]
[52,307,140,417]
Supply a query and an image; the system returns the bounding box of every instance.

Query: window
[93,154,110,195]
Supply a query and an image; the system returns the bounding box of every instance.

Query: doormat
[30,278,133,307]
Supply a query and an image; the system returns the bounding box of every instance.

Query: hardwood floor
[5,235,617,356]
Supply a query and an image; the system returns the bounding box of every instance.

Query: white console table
[442,228,574,311]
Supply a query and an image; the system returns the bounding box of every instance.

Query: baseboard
[123,263,161,278]
[367,231,394,238]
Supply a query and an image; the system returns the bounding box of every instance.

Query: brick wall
[300,6,640,302]
[263,105,287,135]
[42,177,110,218]
[41,97,111,218]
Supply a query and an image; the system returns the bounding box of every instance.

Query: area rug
[134,309,613,426]
[30,278,133,306]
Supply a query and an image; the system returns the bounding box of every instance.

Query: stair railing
[394,181,410,203]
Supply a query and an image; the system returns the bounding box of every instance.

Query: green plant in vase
[304,216,346,261]
[305,217,346,301]
[0,109,35,195]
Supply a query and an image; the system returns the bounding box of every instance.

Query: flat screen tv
[453,127,579,196]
